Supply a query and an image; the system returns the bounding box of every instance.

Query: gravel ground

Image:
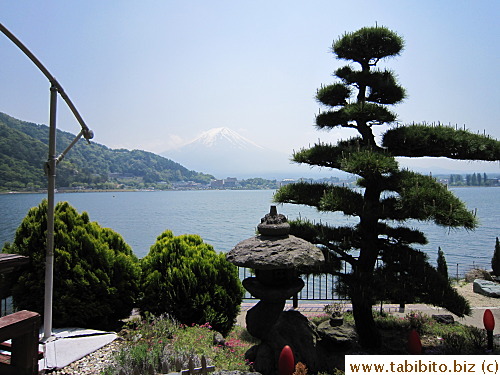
[41,282,499,374]
[42,338,125,374]
[454,282,500,308]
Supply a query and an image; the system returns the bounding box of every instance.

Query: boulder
[245,310,344,375]
[431,315,455,325]
[317,321,357,351]
[473,279,500,298]
[213,332,226,347]
[466,269,493,282]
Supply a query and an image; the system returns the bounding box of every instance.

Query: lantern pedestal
[226,206,325,375]
[244,277,304,340]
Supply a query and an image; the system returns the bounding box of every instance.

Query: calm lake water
[1,187,498,276]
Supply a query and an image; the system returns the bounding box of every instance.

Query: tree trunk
[350,273,381,348]
[351,181,382,348]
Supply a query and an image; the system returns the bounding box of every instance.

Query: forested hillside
[0,112,214,191]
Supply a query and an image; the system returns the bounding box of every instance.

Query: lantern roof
[226,206,325,270]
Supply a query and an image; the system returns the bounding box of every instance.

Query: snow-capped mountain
[161,127,322,179]
[191,127,264,150]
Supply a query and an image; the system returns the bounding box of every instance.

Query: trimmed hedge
[2,200,140,330]
[140,231,243,336]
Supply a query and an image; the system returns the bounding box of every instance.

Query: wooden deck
[0,253,29,274]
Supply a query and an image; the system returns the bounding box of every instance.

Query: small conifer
[492,237,500,276]
[437,247,449,280]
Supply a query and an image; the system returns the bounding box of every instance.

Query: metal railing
[239,260,495,303]
[239,267,345,302]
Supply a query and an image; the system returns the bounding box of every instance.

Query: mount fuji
[187,127,264,150]
[161,127,322,179]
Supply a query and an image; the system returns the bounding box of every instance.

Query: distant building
[486,178,500,186]
[172,181,205,189]
[210,178,239,189]
[210,179,225,189]
[224,177,238,188]
[280,179,296,187]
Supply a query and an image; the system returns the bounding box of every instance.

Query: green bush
[139,231,244,336]
[2,200,140,330]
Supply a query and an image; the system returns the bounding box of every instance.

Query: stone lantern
[226,206,324,341]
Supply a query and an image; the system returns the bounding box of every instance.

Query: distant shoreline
[1,185,498,196]
[0,187,281,195]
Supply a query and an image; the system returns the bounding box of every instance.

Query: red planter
[278,345,295,375]
[407,329,422,355]
[484,309,495,332]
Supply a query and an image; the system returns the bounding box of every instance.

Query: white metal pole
[43,84,58,340]
[1,22,94,341]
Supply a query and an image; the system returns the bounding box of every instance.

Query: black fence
[238,267,343,301]
[0,261,494,317]
[239,260,494,303]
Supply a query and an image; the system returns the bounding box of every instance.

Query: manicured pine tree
[492,237,500,276]
[274,26,500,348]
[437,247,449,280]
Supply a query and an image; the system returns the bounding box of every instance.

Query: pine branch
[383,124,500,161]
[384,170,478,229]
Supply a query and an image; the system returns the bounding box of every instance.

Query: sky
[1,1,499,174]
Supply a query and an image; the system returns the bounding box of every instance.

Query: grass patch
[101,314,256,374]
[370,310,497,355]
[102,310,498,374]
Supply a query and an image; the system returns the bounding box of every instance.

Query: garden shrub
[464,325,487,351]
[442,332,468,354]
[2,200,140,330]
[139,230,244,336]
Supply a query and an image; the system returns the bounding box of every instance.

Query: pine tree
[437,247,449,280]
[492,237,500,276]
[274,26,500,348]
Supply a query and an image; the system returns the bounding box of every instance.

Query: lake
[1,187,498,277]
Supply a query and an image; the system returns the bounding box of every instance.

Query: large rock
[317,321,357,351]
[473,279,500,297]
[226,235,324,271]
[245,311,345,375]
[466,269,493,282]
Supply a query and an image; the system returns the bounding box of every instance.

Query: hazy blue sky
[1,1,499,173]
